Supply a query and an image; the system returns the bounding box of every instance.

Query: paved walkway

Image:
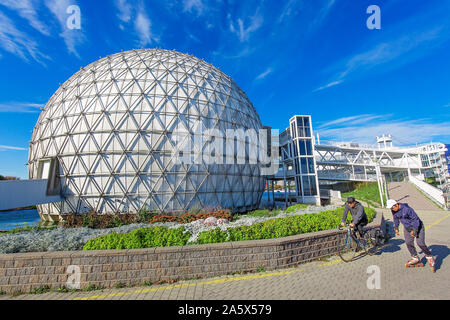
[2,209,449,300]
[388,182,441,210]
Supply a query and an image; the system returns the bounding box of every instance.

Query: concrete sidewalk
[388,182,441,211]
[2,209,449,300]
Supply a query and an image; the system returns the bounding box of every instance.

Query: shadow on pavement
[388,185,401,191]
[427,245,449,272]
[376,238,404,254]
[396,195,410,202]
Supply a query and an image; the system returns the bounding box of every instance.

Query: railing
[317,172,377,181]
[409,175,446,209]
[316,141,377,149]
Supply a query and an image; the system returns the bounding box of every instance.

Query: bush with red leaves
[148,209,232,224]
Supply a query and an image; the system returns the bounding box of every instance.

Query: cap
[386,199,398,209]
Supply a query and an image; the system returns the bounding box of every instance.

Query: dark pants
[353,217,368,238]
[404,221,432,257]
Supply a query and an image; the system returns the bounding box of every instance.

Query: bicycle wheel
[367,230,387,255]
[338,234,361,262]
[366,238,378,256]
[376,230,386,245]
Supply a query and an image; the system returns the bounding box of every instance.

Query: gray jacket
[342,201,368,225]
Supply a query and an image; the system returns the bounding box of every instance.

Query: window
[307,157,315,174]
[303,117,310,127]
[305,127,311,137]
[301,158,307,174]
[309,176,317,196]
[305,140,312,155]
[302,176,311,196]
[297,124,304,137]
[296,176,302,195]
[46,158,61,196]
[38,160,51,179]
[299,140,306,155]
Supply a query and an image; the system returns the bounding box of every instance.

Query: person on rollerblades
[387,199,435,272]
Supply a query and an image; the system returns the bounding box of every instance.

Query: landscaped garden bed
[341,182,385,208]
[0,204,376,254]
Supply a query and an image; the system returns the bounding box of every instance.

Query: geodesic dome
[28,49,266,220]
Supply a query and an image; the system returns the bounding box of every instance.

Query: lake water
[0,209,41,231]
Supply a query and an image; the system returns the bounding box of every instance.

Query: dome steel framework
[28,49,265,220]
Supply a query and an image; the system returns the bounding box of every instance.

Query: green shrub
[195,207,376,244]
[137,206,159,223]
[342,182,384,206]
[285,204,310,213]
[148,209,232,224]
[5,225,57,234]
[83,207,376,250]
[83,226,191,250]
[83,284,105,292]
[62,212,138,229]
[234,209,280,220]
[29,285,51,295]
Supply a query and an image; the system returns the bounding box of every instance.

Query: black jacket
[342,201,368,225]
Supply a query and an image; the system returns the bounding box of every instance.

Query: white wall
[0,179,61,211]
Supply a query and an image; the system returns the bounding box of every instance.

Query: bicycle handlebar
[338,223,354,230]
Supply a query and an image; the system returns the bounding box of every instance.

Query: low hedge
[83,226,190,250]
[285,204,310,213]
[83,207,376,250]
[196,207,375,244]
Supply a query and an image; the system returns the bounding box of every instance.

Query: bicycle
[338,224,386,262]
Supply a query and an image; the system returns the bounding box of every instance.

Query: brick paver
[1,208,448,300]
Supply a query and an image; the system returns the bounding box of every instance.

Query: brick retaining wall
[0,213,384,294]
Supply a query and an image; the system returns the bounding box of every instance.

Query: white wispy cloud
[0,11,49,64]
[317,115,450,145]
[339,27,443,80]
[114,0,159,46]
[0,0,50,35]
[135,10,157,46]
[0,102,43,113]
[0,145,27,151]
[309,0,336,31]
[229,10,263,42]
[315,22,449,92]
[317,114,385,128]
[115,0,132,23]
[313,80,342,92]
[211,46,256,59]
[182,0,205,16]
[278,0,336,30]
[255,67,273,80]
[45,0,84,57]
[278,0,303,23]
[187,32,201,43]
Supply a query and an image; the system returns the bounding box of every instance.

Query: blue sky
[0,0,449,179]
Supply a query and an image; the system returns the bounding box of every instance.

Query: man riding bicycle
[340,197,369,239]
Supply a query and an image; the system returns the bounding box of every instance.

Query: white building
[28,49,267,221]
